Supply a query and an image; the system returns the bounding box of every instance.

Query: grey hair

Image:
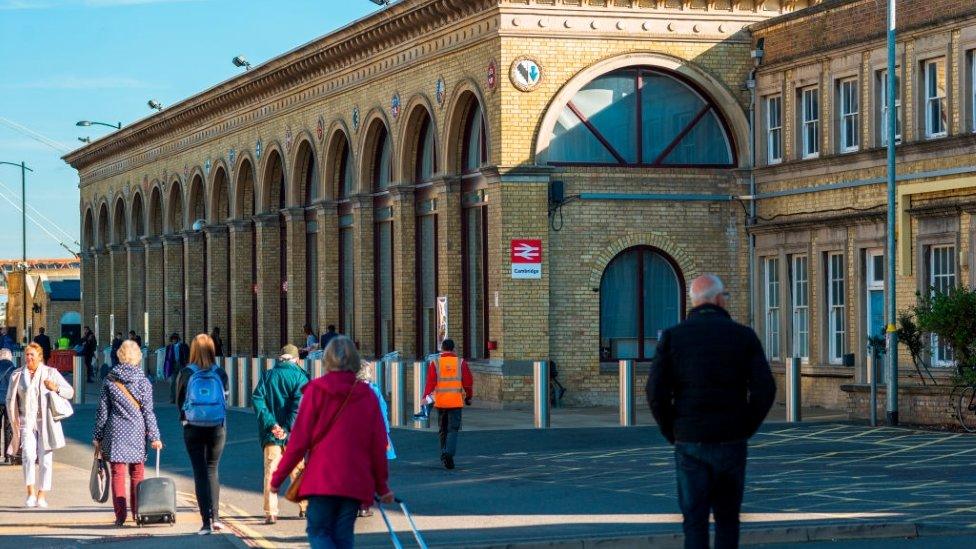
[0,348,11,361]
[689,274,725,305]
[357,360,373,382]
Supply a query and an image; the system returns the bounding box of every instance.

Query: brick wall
[843,383,960,426]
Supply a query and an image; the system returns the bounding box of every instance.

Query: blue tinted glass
[642,73,705,162]
[663,110,733,165]
[550,106,618,163]
[600,250,639,359]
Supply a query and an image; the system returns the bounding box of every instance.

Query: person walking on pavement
[415,339,472,470]
[0,349,16,464]
[270,336,394,549]
[81,326,97,383]
[646,275,775,549]
[318,324,338,352]
[251,344,310,524]
[4,343,75,508]
[210,327,224,358]
[165,333,189,404]
[175,333,230,535]
[93,340,163,526]
[33,328,52,364]
[300,324,318,359]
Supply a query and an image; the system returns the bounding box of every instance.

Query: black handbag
[89,455,110,503]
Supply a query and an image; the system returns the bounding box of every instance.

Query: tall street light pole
[885,0,899,426]
[0,161,34,343]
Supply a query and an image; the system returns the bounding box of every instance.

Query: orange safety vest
[433,354,464,409]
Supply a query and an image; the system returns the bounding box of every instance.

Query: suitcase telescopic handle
[155,447,161,478]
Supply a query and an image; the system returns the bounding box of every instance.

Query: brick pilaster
[183,231,206,337]
[254,213,281,356]
[126,241,145,339]
[283,207,307,347]
[205,224,230,353]
[390,185,417,358]
[228,221,255,357]
[142,237,164,348]
[163,234,185,339]
[433,176,465,357]
[350,195,375,356]
[109,244,128,338]
[315,202,340,334]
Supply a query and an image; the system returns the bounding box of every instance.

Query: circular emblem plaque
[510,57,543,92]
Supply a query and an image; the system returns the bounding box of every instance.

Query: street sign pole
[885,0,899,426]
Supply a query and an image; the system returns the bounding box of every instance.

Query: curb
[460,521,962,549]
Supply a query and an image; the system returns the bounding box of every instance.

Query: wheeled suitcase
[376,497,428,549]
[136,448,177,526]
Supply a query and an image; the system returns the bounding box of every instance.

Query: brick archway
[588,232,699,294]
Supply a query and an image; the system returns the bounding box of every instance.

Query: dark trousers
[675,441,747,549]
[306,495,359,549]
[110,462,145,522]
[437,407,462,457]
[183,424,226,526]
[84,353,94,381]
[0,405,10,460]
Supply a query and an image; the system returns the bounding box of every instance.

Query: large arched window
[600,247,682,361]
[463,102,487,173]
[548,68,734,167]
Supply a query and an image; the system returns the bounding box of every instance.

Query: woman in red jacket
[271,336,394,549]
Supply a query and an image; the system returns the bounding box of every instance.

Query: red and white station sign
[511,239,542,279]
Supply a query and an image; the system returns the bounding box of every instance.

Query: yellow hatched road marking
[178,491,275,549]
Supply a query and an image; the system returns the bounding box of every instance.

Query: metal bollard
[868,353,878,427]
[413,361,428,429]
[223,356,237,408]
[619,360,636,426]
[236,357,251,408]
[265,357,276,375]
[72,356,85,404]
[250,357,264,395]
[786,357,802,423]
[534,361,550,429]
[312,358,324,379]
[373,360,386,397]
[389,361,405,427]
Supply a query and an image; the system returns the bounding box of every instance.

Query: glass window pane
[642,73,705,162]
[550,106,619,163]
[342,143,354,197]
[464,208,486,358]
[418,215,437,357]
[464,104,485,171]
[574,71,637,162]
[663,110,732,165]
[419,121,435,182]
[341,228,355,337]
[376,133,391,191]
[377,222,393,354]
[642,252,680,357]
[601,250,639,359]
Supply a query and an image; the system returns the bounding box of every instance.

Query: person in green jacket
[251,344,310,524]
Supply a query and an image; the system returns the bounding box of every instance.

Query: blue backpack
[183,364,226,427]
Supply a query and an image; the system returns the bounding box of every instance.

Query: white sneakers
[25,495,37,508]
[37,498,48,509]
[212,521,225,532]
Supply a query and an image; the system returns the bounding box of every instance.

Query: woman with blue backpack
[175,333,229,535]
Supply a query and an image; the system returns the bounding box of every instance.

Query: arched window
[416,116,437,183]
[600,247,682,361]
[463,102,487,172]
[338,138,355,199]
[374,127,392,192]
[548,68,734,167]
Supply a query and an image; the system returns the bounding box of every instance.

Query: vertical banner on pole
[109,314,115,341]
[436,296,448,351]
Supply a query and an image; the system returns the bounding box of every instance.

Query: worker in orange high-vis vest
[420,339,473,470]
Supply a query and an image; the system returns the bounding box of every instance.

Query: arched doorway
[599,247,682,361]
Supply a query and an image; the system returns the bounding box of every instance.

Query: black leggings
[183,424,226,526]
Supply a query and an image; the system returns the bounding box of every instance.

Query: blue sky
[0,0,375,260]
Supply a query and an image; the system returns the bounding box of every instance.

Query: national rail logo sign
[511,239,542,279]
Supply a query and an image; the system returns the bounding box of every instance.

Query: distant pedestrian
[0,349,16,463]
[300,324,318,359]
[4,343,75,508]
[165,333,189,404]
[210,327,224,358]
[251,344,310,524]
[0,328,14,351]
[415,339,472,470]
[646,275,775,549]
[318,325,338,352]
[81,326,97,383]
[57,334,70,351]
[356,361,396,517]
[270,336,393,549]
[33,328,52,363]
[111,332,124,367]
[127,330,142,348]
[175,333,229,535]
[93,340,163,526]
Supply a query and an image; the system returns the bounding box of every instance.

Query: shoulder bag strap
[306,386,355,453]
[113,381,141,410]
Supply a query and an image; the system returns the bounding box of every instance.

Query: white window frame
[838,78,859,153]
[923,58,948,139]
[791,255,809,361]
[801,86,820,159]
[766,95,783,165]
[878,69,902,145]
[764,257,781,361]
[929,244,957,367]
[827,252,846,365]
[865,249,885,338]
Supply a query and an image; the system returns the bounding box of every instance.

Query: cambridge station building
[65,0,976,412]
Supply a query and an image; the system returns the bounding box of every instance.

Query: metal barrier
[786,357,802,423]
[72,356,85,404]
[312,358,325,379]
[250,357,263,395]
[619,360,636,426]
[389,361,405,427]
[533,361,550,429]
[413,360,428,429]
[373,359,387,397]
[223,356,237,408]
[236,357,251,408]
[868,354,878,427]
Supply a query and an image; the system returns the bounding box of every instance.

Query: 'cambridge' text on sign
[511,239,542,279]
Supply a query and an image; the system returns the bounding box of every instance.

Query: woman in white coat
[4,342,74,508]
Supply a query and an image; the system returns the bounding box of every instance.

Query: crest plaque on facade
[510,57,543,92]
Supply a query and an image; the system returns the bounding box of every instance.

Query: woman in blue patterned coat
[93,340,163,526]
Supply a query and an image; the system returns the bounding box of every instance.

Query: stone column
[433,176,465,356]
[163,234,185,339]
[183,231,206,337]
[228,221,254,357]
[205,224,230,353]
[95,247,111,346]
[350,195,375,356]
[142,237,164,348]
[254,214,281,356]
[109,244,128,338]
[80,251,96,333]
[315,202,340,334]
[283,207,307,347]
[391,185,417,358]
[125,240,145,338]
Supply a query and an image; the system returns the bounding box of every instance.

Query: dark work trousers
[306,495,359,549]
[437,407,463,457]
[85,353,94,381]
[183,424,227,527]
[674,440,748,549]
